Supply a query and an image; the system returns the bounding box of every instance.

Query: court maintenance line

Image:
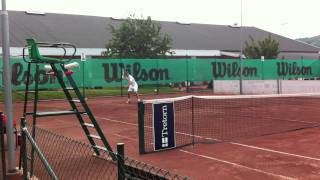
[96,116,320,162]
[179,149,297,180]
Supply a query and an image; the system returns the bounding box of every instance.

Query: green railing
[20,118,58,180]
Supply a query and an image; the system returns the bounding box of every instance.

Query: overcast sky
[6,0,320,39]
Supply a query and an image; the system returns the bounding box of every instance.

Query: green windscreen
[2,58,319,90]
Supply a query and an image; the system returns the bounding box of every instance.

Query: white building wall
[213,80,320,94]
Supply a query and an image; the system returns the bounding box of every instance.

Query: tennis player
[122,69,140,103]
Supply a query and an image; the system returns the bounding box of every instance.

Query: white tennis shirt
[126,74,137,87]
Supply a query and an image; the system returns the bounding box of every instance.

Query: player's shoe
[126,99,131,104]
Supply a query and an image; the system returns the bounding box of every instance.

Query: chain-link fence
[124,157,188,180]
[20,119,118,180]
[20,118,190,180]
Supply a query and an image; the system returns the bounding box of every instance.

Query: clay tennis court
[5,92,320,179]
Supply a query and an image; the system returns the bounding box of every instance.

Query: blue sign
[153,102,176,151]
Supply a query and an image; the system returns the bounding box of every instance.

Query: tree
[103,15,172,58]
[243,34,280,59]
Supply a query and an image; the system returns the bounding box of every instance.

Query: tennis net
[138,93,320,154]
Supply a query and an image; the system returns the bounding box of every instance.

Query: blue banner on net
[153,102,176,151]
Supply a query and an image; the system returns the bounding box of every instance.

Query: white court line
[96,116,138,127]
[179,150,297,180]
[230,142,320,161]
[113,133,138,141]
[95,116,320,161]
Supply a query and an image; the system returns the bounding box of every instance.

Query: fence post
[277,79,282,94]
[82,58,86,99]
[120,61,123,97]
[239,58,243,95]
[120,77,123,97]
[0,112,6,180]
[20,118,28,180]
[156,59,159,95]
[138,102,145,154]
[117,143,125,180]
[186,59,189,93]
[212,75,215,93]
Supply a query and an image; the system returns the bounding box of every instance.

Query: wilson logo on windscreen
[102,63,170,82]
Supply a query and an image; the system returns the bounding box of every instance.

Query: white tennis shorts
[128,84,138,92]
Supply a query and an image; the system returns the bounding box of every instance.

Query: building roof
[2,11,320,55]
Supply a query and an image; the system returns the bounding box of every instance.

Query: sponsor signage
[153,102,176,151]
[5,58,320,90]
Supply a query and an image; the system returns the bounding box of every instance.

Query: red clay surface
[3,92,320,179]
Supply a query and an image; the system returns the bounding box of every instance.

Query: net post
[191,96,195,145]
[138,102,146,154]
[117,143,125,180]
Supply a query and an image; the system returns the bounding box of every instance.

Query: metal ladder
[21,39,114,159]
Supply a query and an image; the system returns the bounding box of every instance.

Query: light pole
[1,0,16,172]
[239,0,244,94]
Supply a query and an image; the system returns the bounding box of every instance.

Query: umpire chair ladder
[21,39,115,171]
